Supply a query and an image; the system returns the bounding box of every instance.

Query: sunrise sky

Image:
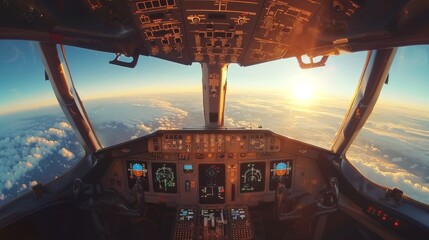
[1,41,428,115]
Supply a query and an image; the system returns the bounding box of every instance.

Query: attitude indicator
[126,161,149,191]
[269,160,293,190]
[240,162,266,192]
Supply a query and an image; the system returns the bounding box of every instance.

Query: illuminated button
[393,220,400,228]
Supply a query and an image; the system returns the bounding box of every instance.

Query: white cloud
[59,148,74,160]
[410,164,418,169]
[391,157,403,163]
[24,136,59,149]
[54,122,71,130]
[4,180,12,190]
[137,123,152,132]
[46,128,66,137]
[25,162,33,168]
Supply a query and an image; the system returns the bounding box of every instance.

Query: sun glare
[293,81,314,101]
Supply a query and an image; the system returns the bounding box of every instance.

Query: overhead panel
[126,0,328,66]
[128,0,193,64]
[240,0,322,66]
[182,0,262,65]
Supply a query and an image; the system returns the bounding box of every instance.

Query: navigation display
[240,162,266,193]
[269,160,293,191]
[151,162,178,193]
[126,161,149,191]
[199,164,225,204]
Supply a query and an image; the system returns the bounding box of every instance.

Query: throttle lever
[131,178,146,215]
[329,177,339,198]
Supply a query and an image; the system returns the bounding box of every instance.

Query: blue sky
[0,40,428,115]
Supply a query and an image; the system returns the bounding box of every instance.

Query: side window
[347,46,429,204]
[0,41,85,206]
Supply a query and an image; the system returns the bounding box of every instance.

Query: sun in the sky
[293,81,314,101]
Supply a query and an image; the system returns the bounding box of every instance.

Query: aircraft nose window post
[0,1,429,240]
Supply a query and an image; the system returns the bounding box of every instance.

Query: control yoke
[274,177,339,221]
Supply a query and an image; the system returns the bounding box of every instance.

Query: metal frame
[332,48,397,156]
[38,43,102,153]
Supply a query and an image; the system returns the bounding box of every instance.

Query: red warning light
[377,210,383,216]
[393,220,400,228]
[382,215,387,221]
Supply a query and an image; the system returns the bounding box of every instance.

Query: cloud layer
[2,94,427,206]
[0,117,83,205]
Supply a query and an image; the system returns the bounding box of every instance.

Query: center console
[172,206,254,240]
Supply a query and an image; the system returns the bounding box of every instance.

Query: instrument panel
[105,129,325,207]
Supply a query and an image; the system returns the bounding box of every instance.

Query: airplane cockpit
[0,0,429,239]
[93,129,337,239]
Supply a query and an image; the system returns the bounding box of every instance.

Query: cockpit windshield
[1,40,428,208]
[347,45,429,205]
[65,46,366,149]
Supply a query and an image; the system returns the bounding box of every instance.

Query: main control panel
[103,129,325,208]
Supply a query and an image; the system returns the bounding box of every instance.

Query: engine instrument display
[152,162,178,193]
[199,164,226,204]
[126,161,149,191]
[269,160,293,190]
[240,162,266,193]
